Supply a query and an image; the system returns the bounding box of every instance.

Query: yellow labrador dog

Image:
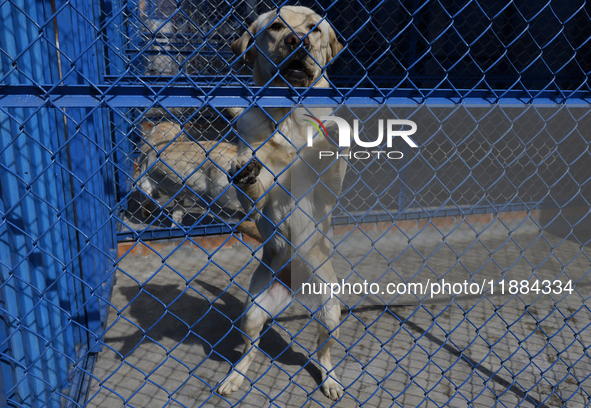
[218,6,347,400]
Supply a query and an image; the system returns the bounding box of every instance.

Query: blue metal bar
[51,0,114,360]
[84,0,112,353]
[0,1,119,405]
[30,1,75,395]
[117,223,236,242]
[0,1,589,407]
[75,0,111,354]
[0,4,50,405]
[0,86,590,108]
[0,113,47,407]
[115,201,560,242]
[48,107,85,366]
[330,201,560,226]
[0,113,21,406]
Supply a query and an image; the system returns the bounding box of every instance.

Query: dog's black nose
[284,32,309,50]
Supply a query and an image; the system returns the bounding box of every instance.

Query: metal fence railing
[0,0,589,407]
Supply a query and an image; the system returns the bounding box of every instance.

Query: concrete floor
[87,213,591,407]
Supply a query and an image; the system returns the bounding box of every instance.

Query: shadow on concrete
[104,278,323,384]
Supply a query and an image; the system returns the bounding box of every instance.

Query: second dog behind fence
[138,122,242,223]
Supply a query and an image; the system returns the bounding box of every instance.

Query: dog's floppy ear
[327,23,344,60]
[231,19,259,66]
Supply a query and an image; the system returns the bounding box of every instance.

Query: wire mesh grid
[92,213,591,407]
[111,0,591,90]
[0,0,590,407]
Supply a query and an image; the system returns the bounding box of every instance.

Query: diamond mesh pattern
[0,1,589,408]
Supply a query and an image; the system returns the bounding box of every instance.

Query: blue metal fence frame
[0,0,121,406]
[0,0,589,406]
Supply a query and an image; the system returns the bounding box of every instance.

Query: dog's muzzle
[280,32,314,85]
[284,31,310,51]
[280,51,314,85]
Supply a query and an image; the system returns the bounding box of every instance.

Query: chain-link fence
[0,0,590,407]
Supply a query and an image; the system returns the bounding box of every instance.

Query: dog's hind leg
[315,299,343,400]
[306,256,344,401]
[217,258,292,396]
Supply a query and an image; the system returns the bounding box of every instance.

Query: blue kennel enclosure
[0,0,589,407]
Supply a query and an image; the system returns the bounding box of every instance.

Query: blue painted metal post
[0,0,119,406]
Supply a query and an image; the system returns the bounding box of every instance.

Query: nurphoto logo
[305,115,419,160]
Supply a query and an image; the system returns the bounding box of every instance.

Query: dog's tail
[235,220,263,243]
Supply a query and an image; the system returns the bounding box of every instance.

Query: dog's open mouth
[281,59,312,83]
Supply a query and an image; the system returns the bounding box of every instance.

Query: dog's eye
[269,23,283,30]
[308,24,321,33]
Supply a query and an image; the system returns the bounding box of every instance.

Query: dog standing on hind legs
[217,6,347,400]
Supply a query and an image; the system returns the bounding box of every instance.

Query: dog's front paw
[217,370,246,396]
[230,158,262,185]
[321,377,344,401]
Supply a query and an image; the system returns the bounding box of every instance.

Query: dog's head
[231,6,343,87]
